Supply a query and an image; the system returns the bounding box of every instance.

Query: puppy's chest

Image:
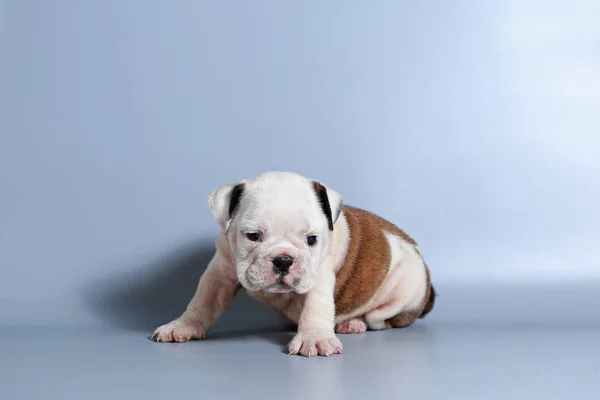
[246,291,305,323]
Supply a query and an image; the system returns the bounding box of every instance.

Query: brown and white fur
[152,171,436,357]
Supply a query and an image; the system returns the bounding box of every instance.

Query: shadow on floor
[172,327,297,351]
[83,238,290,335]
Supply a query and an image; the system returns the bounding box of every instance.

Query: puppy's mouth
[267,281,289,290]
[264,274,300,292]
[280,274,301,287]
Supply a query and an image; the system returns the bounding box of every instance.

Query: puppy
[152,171,435,357]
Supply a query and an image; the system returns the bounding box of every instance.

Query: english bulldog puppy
[152,171,436,357]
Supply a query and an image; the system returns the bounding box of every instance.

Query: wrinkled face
[209,172,341,294]
[229,184,331,294]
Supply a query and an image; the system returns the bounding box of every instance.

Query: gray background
[1,1,599,399]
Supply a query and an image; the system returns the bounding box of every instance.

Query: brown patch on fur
[334,206,419,316]
[387,309,421,328]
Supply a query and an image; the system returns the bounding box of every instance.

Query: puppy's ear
[208,180,247,230]
[312,181,343,230]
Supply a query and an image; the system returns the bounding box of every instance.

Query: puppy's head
[208,172,342,294]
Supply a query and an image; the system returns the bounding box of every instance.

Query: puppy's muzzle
[272,255,293,276]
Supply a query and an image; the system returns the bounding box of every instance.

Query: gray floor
[3,283,600,400]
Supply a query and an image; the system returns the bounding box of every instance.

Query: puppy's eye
[307,235,318,246]
[246,233,261,242]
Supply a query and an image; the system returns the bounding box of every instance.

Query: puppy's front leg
[288,266,342,357]
[152,252,238,342]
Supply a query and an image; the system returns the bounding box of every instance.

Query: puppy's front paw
[152,318,205,343]
[288,332,343,357]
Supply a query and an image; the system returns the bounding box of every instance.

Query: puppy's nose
[272,255,294,275]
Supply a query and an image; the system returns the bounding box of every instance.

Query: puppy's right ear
[208,180,247,230]
[312,181,343,231]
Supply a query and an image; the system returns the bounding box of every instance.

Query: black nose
[272,255,293,275]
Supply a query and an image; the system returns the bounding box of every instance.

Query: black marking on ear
[227,183,245,221]
[312,181,334,230]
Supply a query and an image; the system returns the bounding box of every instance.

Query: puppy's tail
[418,265,436,319]
[419,285,436,318]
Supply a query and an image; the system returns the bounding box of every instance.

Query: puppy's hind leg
[364,298,403,330]
[366,284,436,331]
[386,265,437,329]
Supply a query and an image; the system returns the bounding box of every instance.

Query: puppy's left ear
[312,181,343,231]
[208,180,247,230]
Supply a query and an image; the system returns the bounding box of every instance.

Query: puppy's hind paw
[335,318,367,334]
[152,319,205,343]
